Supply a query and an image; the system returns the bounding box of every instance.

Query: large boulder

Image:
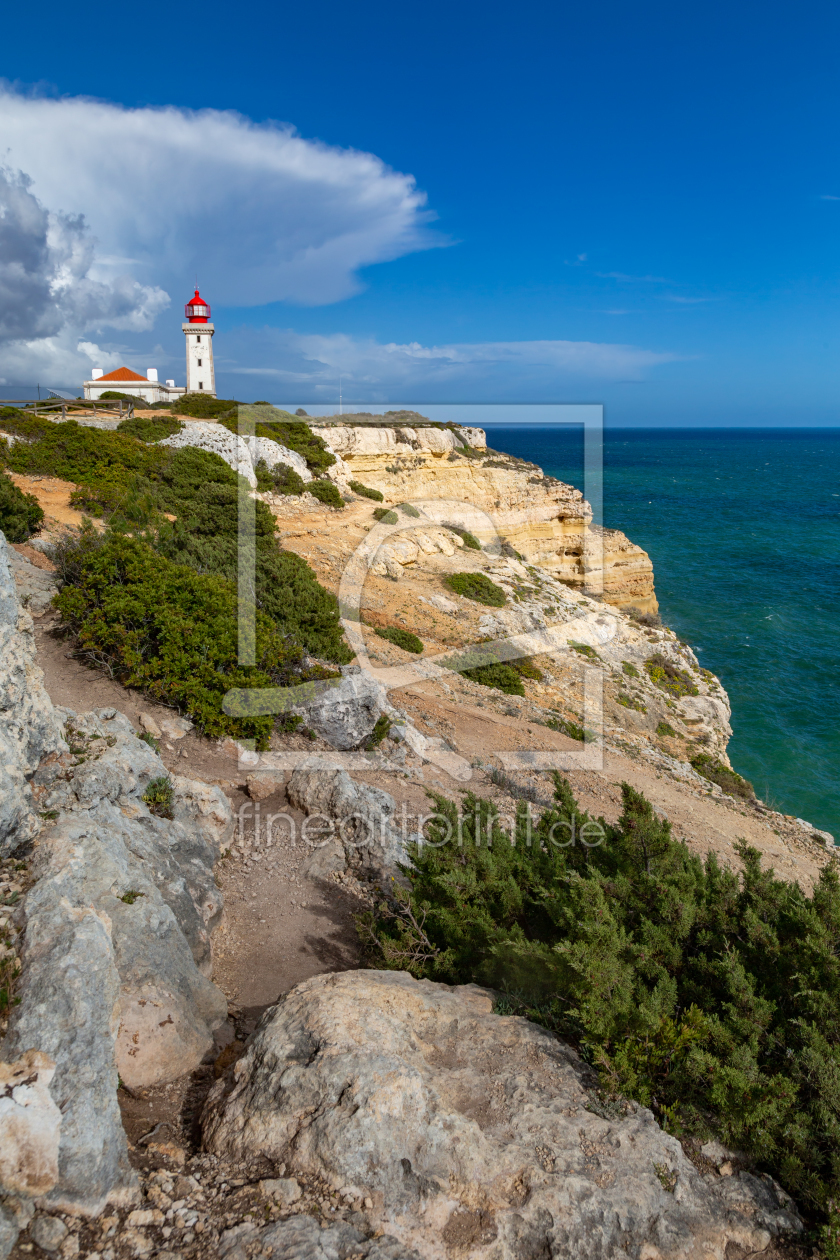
[292,667,389,751]
[0,532,66,857]
[203,970,801,1260]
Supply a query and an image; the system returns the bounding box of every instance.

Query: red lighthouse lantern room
[185,289,210,323]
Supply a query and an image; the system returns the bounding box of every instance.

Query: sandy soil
[8,472,98,532]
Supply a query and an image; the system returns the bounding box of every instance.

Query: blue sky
[1,0,838,422]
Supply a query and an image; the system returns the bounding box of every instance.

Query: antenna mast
[339,375,342,416]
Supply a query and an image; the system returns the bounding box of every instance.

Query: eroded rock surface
[1,706,231,1228]
[160,420,311,488]
[287,757,408,877]
[291,667,389,751]
[204,970,801,1260]
[0,532,66,857]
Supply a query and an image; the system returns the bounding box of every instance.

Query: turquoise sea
[484,426,840,839]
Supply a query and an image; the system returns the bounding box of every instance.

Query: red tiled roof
[95,367,148,382]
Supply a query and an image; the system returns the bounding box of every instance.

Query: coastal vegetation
[0,469,44,542]
[445,571,506,606]
[373,507,398,524]
[349,479,384,501]
[361,773,840,1231]
[0,409,351,740]
[691,752,754,799]
[375,625,424,654]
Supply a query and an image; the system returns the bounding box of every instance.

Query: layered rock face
[203,970,800,1260]
[315,425,657,612]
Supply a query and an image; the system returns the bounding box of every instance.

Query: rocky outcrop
[0,532,66,858]
[1,705,231,1231]
[287,757,409,877]
[204,970,801,1260]
[313,425,657,612]
[291,666,390,750]
[160,420,311,488]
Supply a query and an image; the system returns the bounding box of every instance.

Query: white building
[182,289,216,396]
[83,366,186,405]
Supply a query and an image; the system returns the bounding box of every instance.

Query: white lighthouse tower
[182,288,216,396]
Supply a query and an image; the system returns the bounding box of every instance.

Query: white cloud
[0,87,440,310]
[0,166,168,387]
[219,328,678,400]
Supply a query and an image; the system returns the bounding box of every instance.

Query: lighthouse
[182,289,216,397]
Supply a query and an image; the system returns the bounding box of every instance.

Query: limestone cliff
[315,422,657,613]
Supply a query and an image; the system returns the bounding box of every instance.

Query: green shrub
[307,479,344,509]
[349,480,384,502]
[137,731,160,753]
[617,693,647,712]
[462,662,524,695]
[360,774,840,1223]
[546,715,588,741]
[156,486,350,663]
[0,471,44,541]
[143,775,174,818]
[117,415,183,442]
[569,641,601,662]
[373,507,398,524]
[514,657,543,681]
[172,394,239,419]
[445,572,506,607]
[691,753,754,798]
[120,890,144,904]
[365,714,392,749]
[622,661,640,678]
[645,653,698,698]
[52,529,310,748]
[6,419,165,486]
[97,391,141,404]
[445,523,481,550]
[657,720,677,738]
[254,456,307,497]
[375,625,424,654]
[397,502,420,518]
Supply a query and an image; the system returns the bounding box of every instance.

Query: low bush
[171,394,239,419]
[569,640,601,662]
[691,753,754,799]
[0,471,44,542]
[627,606,663,628]
[143,775,174,819]
[117,415,182,442]
[645,652,699,698]
[617,692,647,712]
[51,529,315,748]
[514,657,543,681]
[444,523,482,550]
[373,507,398,524]
[253,458,305,497]
[657,720,677,738]
[622,661,640,678]
[375,625,424,654]
[546,715,588,741]
[365,714,392,749]
[397,502,420,518]
[462,662,524,695]
[360,774,840,1225]
[444,572,506,607]
[307,479,344,509]
[349,480,384,502]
